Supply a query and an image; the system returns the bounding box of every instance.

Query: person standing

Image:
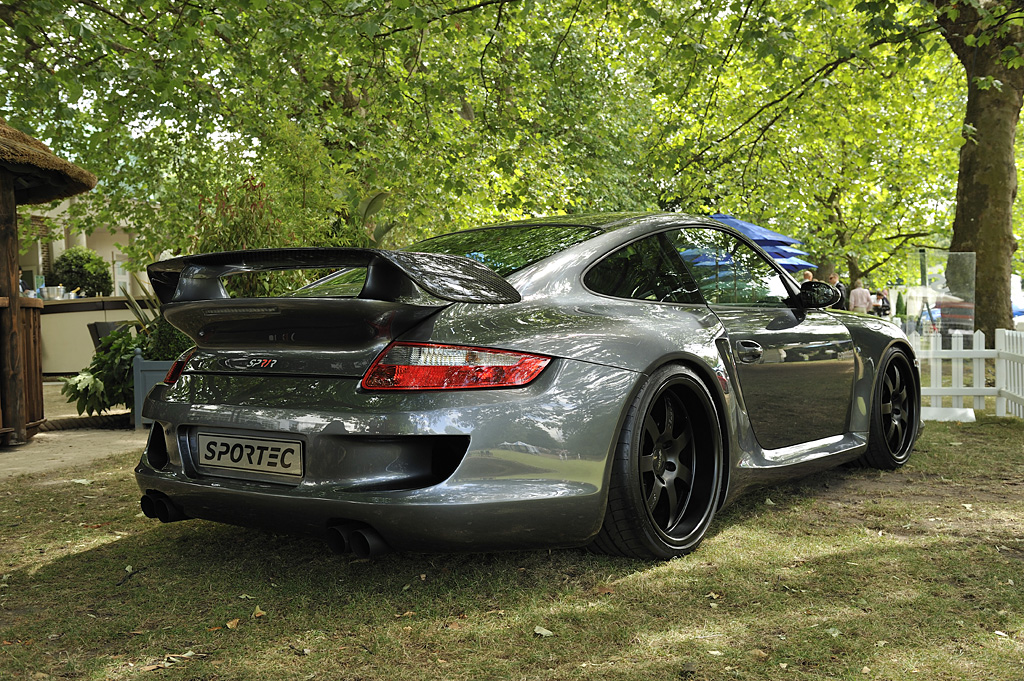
[849,279,872,314]
[827,272,848,310]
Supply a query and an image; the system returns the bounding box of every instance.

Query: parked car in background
[136,213,921,559]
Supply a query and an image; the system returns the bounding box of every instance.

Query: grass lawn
[1,416,1022,680]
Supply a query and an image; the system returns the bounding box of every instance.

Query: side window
[585,233,701,304]
[668,228,791,307]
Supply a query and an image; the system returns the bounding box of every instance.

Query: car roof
[479,212,715,232]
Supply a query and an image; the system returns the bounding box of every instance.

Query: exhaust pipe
[350,528,391,559]
[140,493,188,523]
[325,522,361,555]
[325,522,391,558]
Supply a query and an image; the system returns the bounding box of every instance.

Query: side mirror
[798,280,841,309]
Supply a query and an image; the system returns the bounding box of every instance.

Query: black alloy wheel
[591,365,723,559]
[862,347,919,469]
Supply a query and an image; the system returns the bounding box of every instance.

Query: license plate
[197,432,304,478]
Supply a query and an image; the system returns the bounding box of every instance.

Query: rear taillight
[362,342,550,390]
[163,348,197,385]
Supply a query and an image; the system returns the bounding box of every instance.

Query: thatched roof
[0,117,96,205]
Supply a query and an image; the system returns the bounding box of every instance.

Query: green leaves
[0,0,993,290]
[60,327,137,416]
[50,246,114,297]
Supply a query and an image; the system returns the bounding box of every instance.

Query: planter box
[132,348,172,429]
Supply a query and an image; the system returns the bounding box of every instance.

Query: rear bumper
[135,359,640,551]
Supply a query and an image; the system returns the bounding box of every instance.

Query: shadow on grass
[2,434,1023,680]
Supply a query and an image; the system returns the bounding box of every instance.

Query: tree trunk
[0,168,26,444]
[934,0,1024,346]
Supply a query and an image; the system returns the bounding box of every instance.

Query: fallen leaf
[995,631,1009,637]
[534,625,554,637]
[396,611,416,618]
[750,649,769,658]
[239,594,254,600]
[226,619,240,629]
[251,606,266,619]
[962,503,974,511]
[862,667,871,674]
[780,663,789,669]
[165,651,195,661]
[765,498,775,506]
[825,628,841,638]
[207,627,222,632]
[71,479,93,485]
[708,650,723,656]
[706,592,721,600]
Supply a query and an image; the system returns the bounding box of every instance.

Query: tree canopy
[1,0,1021,328]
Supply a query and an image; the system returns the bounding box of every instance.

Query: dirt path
[0,383,149,477]
[0,428,149,477]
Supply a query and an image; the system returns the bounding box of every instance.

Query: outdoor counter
[40,297,137,375]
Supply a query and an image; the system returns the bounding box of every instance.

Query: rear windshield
[410,224,601,276]
[293,224,601,297]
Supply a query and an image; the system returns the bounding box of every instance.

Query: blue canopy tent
[710,213,815,272]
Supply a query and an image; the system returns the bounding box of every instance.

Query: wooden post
[0,167,25,444]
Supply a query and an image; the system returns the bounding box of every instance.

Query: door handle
[735,340,763,364]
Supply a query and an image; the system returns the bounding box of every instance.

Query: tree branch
[377,0,520,38]
[549,0,583,68]
[70,0,154,39]
[677,21,944,176]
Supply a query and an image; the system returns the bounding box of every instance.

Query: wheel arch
[860,339,921,468]
[636,354,733,511]
[866,338,921,425]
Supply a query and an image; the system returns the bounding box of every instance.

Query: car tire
[590,365,723,560]
[860,347,918,470]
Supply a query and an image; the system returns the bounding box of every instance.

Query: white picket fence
[907,329,1024,419]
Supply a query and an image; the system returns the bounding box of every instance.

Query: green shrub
[61,325,138,415]
[50,246,114,297]
[60,320,194,416]
[142,317,194,360]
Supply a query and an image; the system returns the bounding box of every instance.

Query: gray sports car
[136,213,921,559]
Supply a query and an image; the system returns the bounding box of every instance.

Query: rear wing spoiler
[147,248,521,305]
